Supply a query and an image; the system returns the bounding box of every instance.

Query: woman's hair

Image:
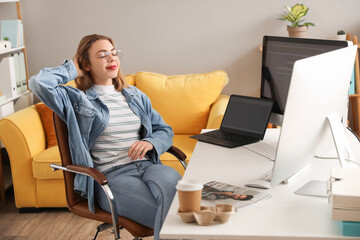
[74,34,128,91]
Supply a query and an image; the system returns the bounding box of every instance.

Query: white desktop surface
[160,128,360,240]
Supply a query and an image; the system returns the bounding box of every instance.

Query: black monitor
[261,36,349,126]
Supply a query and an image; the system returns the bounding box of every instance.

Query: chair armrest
[50,163,108,186]
[167,146,186,161]
[166,145,187,169]
[50,163,120,239]
[206,94,230,129]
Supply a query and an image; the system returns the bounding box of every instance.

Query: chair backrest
[53,112,85,207]
[53,112,155,238]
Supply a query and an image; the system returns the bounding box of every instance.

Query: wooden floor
[0,188,154,240]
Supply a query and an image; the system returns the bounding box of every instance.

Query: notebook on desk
[190,94,274,148]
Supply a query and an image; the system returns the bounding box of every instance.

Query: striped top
[90,85,149,172]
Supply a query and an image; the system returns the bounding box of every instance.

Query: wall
[13,0,360,96]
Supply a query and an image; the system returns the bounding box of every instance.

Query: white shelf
[0,46,25,56]
[0,90,30,106]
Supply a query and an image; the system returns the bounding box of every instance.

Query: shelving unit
[346,34,360,137]
[0,0,30,204]
[0,46,24,55]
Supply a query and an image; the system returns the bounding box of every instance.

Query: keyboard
[243,141,277,161]
[203,130,254,143]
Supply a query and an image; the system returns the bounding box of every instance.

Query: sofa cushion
[35,103,57,148]
[124,74,135,86]
[160,134,197,176]
[32,146,63,179]
[160,134,197,161]
[134,71,228,134]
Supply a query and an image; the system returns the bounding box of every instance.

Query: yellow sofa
[0,71,229,209]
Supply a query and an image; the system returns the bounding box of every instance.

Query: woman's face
[85,39,120,85]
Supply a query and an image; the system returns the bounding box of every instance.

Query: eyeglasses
[88,49,123,63]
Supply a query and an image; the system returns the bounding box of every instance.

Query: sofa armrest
[206,94,230,129]
[0,105,47,155]
[0,105,46,207]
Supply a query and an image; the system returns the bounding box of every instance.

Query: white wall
[12,0,360,96]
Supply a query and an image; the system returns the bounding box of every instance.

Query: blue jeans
[94,160,181,240]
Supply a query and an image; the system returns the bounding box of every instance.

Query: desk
[160,128,360,239]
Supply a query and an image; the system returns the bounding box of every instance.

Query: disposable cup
[176,179,203,213]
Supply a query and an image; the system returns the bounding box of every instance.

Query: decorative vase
[287,26,308,38]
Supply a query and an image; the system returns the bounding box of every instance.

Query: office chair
[50,113,187,240]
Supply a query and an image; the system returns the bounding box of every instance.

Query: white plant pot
[336,34,346,40]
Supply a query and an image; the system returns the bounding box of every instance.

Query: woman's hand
[73,57,84,77]
[128,141,154,160]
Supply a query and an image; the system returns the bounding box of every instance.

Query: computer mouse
[245,179,271,189]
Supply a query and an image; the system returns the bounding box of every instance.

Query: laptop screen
[221,95,274,138]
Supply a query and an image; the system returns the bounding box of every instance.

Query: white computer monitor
[270,45,358,187]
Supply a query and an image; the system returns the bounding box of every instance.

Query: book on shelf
[0,95,5,104]
[201,180,271,210]
[338,221,360,237]
[328,168,360,210]
[0,19,23,48]
[332,207,360,222]
[349,67,355,95]
[13,52,27,94]
[0,55,17,99]
[19,52,27,93]
[13,52,22,95]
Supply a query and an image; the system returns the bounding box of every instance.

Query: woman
[29,34,181,240]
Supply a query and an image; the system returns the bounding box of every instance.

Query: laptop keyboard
[203,130,254,143]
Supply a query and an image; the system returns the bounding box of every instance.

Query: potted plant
[279,4,315,38]
[336,30,346,40]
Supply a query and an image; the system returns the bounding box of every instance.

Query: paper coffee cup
[176,179,203,213]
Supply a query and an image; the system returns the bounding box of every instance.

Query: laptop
[190,95,274,148]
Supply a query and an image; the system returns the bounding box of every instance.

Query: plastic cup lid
[176,179,203,191]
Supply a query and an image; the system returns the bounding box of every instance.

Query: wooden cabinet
[0,0,30,204]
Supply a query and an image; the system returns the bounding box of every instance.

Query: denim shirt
[29,60,174,212]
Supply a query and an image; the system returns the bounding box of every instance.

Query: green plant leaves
[279,4,314,27]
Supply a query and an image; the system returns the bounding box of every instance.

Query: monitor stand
[326,112,357,168]
[294,113,358,198]
[294,180,327,198]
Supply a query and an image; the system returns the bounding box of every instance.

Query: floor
[0,188,154,240]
